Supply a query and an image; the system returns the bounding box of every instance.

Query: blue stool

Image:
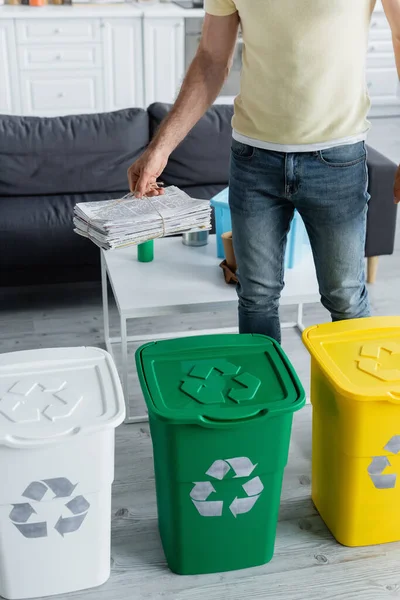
[211,187,309,269]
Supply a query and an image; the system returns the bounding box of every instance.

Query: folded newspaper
[73,186,211,250]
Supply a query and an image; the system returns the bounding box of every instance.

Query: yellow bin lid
[302,317,400,402]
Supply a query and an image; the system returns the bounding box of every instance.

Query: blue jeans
[229,139,370,343]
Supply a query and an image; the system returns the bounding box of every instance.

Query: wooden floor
[1,118,400,599]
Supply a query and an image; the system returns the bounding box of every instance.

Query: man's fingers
[127,168,139,193]
[128,176,138,194]
[134,170,153,198]
[140,186,165,198]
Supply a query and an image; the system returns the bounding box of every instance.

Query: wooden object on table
[220,260,238,285]
[367,256,379,284]
[221,231,237,272]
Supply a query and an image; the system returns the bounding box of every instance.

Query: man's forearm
[382,0,400,78]
[149,50,229,156]
[394,35,400,80]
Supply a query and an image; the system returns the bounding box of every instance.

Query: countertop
[0,2,205,18]
[0,0,384,19]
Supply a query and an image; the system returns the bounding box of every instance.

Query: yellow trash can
[303,316,400,547]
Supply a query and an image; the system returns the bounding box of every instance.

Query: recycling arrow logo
[181,360,261,405]
[358,343,400,382]
[9,477,90,538]
[190,457,264,518]
[367,436,400,490]
[0,377,83,424]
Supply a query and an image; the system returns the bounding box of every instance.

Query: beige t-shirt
[205,0,376,149]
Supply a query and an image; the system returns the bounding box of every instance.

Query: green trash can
[136,334,305,575]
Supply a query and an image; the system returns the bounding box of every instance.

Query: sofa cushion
[0,192,118,271]
[0,109,148,196]
[148,103,233,188]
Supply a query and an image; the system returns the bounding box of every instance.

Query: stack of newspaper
[73,186,211,250]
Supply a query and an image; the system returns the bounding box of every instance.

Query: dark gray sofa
[0,103,397,286]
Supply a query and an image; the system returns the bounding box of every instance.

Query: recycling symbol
[181,360,261,405]
[0,377,83,424]
[368,436,400,489]
[358,343,400,382]
[190,457,264,518]
[9,478,90,538]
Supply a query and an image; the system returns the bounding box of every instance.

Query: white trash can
[0,347,125,600]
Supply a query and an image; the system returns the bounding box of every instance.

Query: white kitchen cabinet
[0,21,20,114]
[144,17,185,105]
[15,15,105,116]
[13,14,144,116]
[102,18,144,110]
[19,71,104,116]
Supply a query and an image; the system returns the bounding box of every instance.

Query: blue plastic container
[210,188,309,269]
[211,188,231,259]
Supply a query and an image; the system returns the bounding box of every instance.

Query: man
[128,0,400,343]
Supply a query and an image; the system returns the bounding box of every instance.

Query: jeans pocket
[318,142,366,168]
[231,139,255,160]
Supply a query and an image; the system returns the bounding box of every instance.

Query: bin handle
[198,409,269,428]
[387,391,400,403]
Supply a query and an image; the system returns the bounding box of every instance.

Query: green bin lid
[136,334,305,427]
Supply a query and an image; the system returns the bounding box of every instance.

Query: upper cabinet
[143,17,185,106]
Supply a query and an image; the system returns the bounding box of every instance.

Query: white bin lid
[0,347,125,448]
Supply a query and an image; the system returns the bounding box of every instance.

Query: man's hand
[395,164,400,204]
[127,148,168,197]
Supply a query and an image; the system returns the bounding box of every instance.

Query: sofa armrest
[365,145,398,258]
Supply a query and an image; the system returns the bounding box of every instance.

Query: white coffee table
[101,235,320,423]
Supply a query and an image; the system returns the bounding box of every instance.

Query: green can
[137,240,154,262]
[136,334,305,575]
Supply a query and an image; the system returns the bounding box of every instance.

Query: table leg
[101,253,112,355]
[122,317,149,424]
[296,303,305,333]
[121,315,129,407]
